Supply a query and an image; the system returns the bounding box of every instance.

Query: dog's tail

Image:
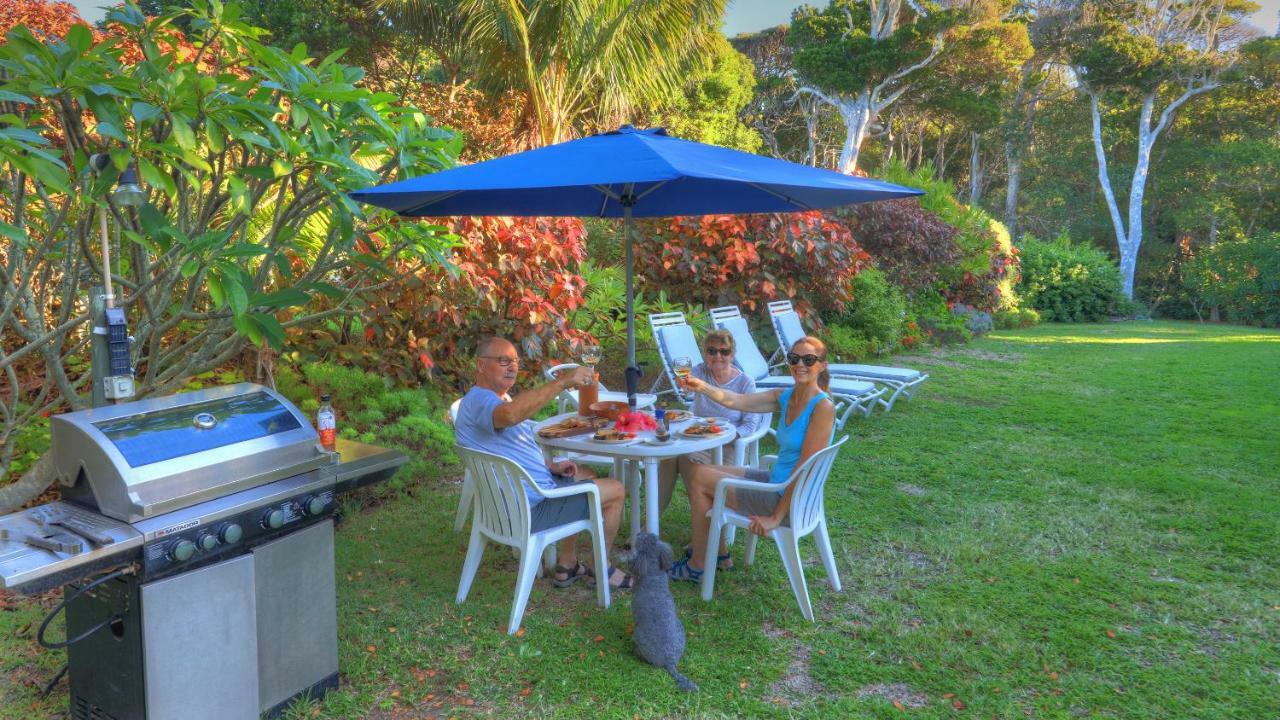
[665,664,698,693]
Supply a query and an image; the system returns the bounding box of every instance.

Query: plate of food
[680,421,730,439]
[538,416,608,438]
[591,428,638,444]
[664,409,692,423]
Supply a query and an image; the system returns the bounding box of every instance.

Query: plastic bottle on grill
[317,394,336,450]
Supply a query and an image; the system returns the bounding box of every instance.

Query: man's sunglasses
[480,355,519,367]
[787,353,825,367]
[703,347,733,357]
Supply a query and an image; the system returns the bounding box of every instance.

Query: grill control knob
[196,532,218,552]
[261,508,285,530]
[219,523,243,545]
[301,495,327,517]
[168,539,196,563]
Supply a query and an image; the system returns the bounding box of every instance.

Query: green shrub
[1183,233,1280,327]
[275,363,457,500]
[824,323,873,361]
[836,268,907,354]
[911,290,971,345]
[1016,233,1123,322]
[994,307,1042,329]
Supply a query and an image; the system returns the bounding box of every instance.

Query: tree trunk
[1208,213,1221,321]
[969,131,982,206]
[836,92,874,174]
[1004,141,1021,239]
[0,453,55,514]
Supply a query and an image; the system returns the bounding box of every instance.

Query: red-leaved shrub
[834,200,963,296]
[327,216,592,386]
[633,211,872,321]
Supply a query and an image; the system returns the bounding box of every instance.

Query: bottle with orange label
[317,393,337,450]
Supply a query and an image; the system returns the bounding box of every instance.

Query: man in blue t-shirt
[454,337,632,590]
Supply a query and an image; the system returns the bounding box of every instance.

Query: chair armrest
[736,421,771,445]
[710,473,790,517]
[759,455,777,470]
[533,481,600,502]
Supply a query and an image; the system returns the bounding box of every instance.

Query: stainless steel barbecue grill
[0,383,407,720]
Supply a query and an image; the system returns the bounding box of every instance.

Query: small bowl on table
[589,401,629,422]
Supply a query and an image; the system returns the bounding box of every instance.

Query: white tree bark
[969,131,983,206]
[1086,81,1219,298]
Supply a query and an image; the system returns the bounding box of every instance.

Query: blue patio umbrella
[349,125,923,406]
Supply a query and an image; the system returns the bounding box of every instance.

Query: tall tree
[1069,0,1259,298]
[788,0,961,173]
[383,0,726,147]
[646,34,763,152]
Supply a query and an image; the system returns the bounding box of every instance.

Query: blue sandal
[682,545,733,571]
[668,557,703,583]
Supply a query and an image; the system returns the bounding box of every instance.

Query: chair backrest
[454,444,533,544]
[785,435,849,535]
[648,312,700,402]
[708,306,771,381]
[449,398,461,424]
[769,307,808,355]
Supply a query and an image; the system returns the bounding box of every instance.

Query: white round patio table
[534,412,735,541]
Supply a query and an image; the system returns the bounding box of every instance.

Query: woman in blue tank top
[668,336,837,582]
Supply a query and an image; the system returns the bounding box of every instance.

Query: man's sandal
[682,545,733,571]
[552,562,594,588]
[668,557,703,583]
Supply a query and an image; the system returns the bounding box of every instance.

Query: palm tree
[382,0,727,147]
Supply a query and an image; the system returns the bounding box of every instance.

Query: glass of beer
[672,356,692,400]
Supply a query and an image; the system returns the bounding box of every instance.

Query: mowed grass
[3,321,1278,719]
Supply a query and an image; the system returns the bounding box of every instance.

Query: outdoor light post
[87,154,144,408]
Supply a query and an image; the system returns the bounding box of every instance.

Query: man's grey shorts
[530,474,591,532]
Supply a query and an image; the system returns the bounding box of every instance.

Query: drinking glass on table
[579,342,602,372]
[672,356,692,400]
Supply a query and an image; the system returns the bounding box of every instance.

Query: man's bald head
[476,336,515,359]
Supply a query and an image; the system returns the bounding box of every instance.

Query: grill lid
[53,384,332,523]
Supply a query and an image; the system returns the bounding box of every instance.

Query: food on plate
[681,422,725,437]
[592,429,636,442]
[537,416,606,437]
[664,409,692,423]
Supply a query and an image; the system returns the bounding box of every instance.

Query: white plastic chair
[448,399,474,533]
[766,300,928,413]
[699,436,849,622]
[454,445,611,634]
[707,306,885,429]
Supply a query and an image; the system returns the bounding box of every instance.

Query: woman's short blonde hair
[703,329,735,353]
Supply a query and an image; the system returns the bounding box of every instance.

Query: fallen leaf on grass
[943,693,955,699]
[366,645,376,653]
[893,701,904,710]
[593,635,604,643]
[739,680,749,689]
[1105,628,1116,638]
[515,627,526,637]
[952,699,966,709]
[520,688,531,697]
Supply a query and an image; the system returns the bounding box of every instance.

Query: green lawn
[4,321,1279,719]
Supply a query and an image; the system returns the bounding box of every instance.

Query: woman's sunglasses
[703,347,733,357]
[787,353,825,367]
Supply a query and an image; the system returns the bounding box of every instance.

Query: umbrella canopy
[350,126,924,404]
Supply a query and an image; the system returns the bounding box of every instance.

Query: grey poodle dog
[625,532,698,692]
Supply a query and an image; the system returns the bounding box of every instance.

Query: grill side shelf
[327,439,408,494]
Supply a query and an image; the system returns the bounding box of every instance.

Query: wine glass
[672,356,692,400]
[579,342,602,373]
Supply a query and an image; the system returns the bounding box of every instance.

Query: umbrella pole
[623,204,640,410]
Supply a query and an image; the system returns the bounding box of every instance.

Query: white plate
[679,425,731,440]
[591,434,639,444]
